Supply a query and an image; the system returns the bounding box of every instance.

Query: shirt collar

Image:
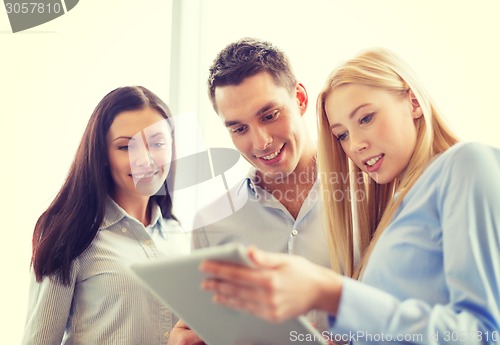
[238,166,320,195]
[100,196,163,230]
[149,200,162,228]
[236,167,259,195]
[100,197,127,230]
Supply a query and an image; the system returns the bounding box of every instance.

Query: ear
[296,83,308,116]
[408,89,423,119]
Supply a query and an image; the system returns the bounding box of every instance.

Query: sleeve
[191,226,209,250]
[331,143,500,344]
[191,207,213,250]
[22,261,79,345]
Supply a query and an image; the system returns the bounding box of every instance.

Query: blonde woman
[200,49,500,344]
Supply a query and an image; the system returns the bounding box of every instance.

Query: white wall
[0,1,173,342]
[2,0,500,343]
[188,0,500,149]
[174,0,500,231]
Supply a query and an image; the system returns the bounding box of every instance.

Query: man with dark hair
[167,37,330,344]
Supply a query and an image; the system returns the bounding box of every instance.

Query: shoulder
[192,177,250,230]
[433,142,500,196]
[432,141,499,173]
[440,141,498,162]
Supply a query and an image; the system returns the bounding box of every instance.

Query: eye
[336,132,349,142]
[262,110,279,122]
[151,142,166,149]
[118,145,129,151]
[230,125,248,135]
[360,112,374,124]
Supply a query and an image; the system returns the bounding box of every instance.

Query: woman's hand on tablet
[200,246,343,323]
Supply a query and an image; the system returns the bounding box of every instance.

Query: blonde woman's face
[325,84,421,184]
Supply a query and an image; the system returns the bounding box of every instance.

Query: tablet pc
[130,243,328,345]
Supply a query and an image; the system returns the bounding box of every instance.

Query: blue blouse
[331,142,500,344]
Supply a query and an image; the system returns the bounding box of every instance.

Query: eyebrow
[224,101,277,127]
[112,136,133,142]
[330,103,369,129]
[147,132,167,139]
[112,131,168,142]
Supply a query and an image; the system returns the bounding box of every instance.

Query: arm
[333,143,500,343]
[22,263,78,345]
[434,144,500,341]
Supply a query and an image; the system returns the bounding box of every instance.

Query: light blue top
[331,142,500,344]
[192,168,331,330]
[22,197,191,345]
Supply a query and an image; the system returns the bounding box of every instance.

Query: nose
[348,131,368,154]
[251,127,272,151]
[133,145,155,167]
[135,150,154,167]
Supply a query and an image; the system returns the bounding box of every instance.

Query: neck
[112,193,151,226]
[257,160,316,190]
[256,151,317,219]
[257,146,317,189]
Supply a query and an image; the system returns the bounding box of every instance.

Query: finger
[202,278,269,310]
[200,261,262,287]
[174,319,189,329]
[204,280,290,324]
[211,291,282,323]
[247,246,291,269]
[202,277,262,299]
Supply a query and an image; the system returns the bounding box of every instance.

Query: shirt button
[249,181,256,192]
[291,229,298,236]
[121,228,127,233]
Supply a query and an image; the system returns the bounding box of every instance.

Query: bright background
[2,0,499,343]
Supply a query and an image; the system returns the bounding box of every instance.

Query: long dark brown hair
[32,86,177,285]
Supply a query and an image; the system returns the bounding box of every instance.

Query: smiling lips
[363,153,385,173]
[130,170,158,179]
[261,146,282,160]
[257,145,284,161]
[365,154,384,167]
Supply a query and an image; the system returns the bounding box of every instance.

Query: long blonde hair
[316,48,458,278]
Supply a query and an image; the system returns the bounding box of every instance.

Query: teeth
[262,147,281,160]
[133,172,155,179]
[366,155,382,167]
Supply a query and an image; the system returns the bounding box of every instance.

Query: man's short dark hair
[208,37,297,112]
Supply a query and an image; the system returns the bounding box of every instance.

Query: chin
[260,166,291,177]
[370,173,395,185]
[136,182,166,196]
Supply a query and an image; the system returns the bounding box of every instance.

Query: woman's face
[325,84,422,184]
[106,106,172,201]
